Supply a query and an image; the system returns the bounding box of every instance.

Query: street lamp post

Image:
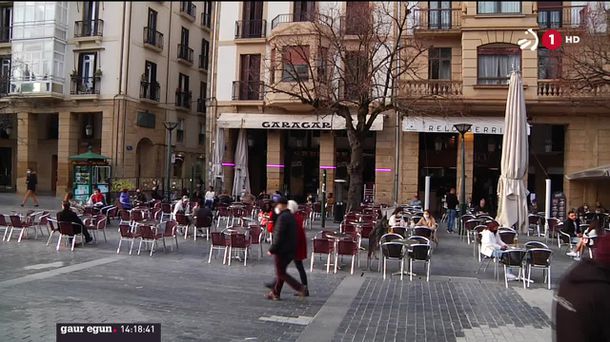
[163,121,179,201]
[454,123,472,220]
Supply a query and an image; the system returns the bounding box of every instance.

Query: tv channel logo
[518,28,581,51]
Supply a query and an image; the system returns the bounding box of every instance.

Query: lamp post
[454,123,472,219]
[163,121,179,201]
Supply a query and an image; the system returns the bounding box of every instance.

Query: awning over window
[566,165,610,181]
[402,116,531,135]
[217,113,384,131]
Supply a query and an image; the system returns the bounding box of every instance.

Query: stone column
[375,123,395,205]
[266,130,284,192]
[400,132,419,204]
[56,112,80,196]
[456,132,474,207]
[319,131,335,194]
[16,112,38,194]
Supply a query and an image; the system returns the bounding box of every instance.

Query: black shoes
[294,286,309,297]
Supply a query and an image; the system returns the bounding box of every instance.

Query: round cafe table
[391,239,418,277]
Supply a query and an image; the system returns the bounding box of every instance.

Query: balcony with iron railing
[201,11,211,28]
[0,26,11,43]
[177,44,194,65]
[232,80,264,100]
[180,1,197,21]
[143,27,163,51]
[74,19,104,38]
[412,8,462,34]
[270,13,317,30]
[537,5,587,29]
[399,80,463,97]
[140,81,160,102]
[70,76,100,95]
[235,19,267,39]
[197,98,206,113]
[175,89,192,109]
[537,80,610,98]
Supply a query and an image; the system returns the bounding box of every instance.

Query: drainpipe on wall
[207,2,221,189]
[121,1,133,175]
[112,1,128,172]
[392,2,402,206]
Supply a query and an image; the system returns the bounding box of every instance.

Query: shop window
[477,44,520,85]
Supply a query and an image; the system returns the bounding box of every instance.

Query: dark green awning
[69,147,110,161]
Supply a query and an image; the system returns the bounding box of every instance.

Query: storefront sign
[218,113,384,131]
[402,116,530,135]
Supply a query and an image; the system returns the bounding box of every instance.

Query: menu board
[551,192,566,222]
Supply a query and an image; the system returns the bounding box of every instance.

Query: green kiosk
[70,147,111,204]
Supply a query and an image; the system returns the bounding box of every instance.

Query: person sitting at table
[119,188,132,210]
[57,201,93,244]
[564,210,583,258]
[573,220,604,260]
[388,207,404,227]
[63,192,85,214]
[87,187,106,208]
[241,191,256,205]
[474,198,489,216]
[193,198,213,234]
[409,194,422,207]
[416,210,438,243]
[134,188,147,206]
[595,202,606,214]
[172,195,189,219]
[480,223,516,280]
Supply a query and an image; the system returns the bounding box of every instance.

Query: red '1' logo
[542,30,562,50]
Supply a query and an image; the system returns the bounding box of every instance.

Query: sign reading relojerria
[402,116,530,135]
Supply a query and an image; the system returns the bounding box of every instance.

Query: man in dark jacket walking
[266,196,306,300]
[555,234,610,341]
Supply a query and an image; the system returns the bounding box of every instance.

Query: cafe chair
[193,214,213,241]
[525,248,552,290]
[334,238,359,275]
[413,227,433,240]
[227,232,251,266]
[7,215,33,243]
[557,230,573,250]
[46,218,60,246]
[160,220,179,252]
[498,228,517,245]
[528,214,541,237]
[248,224,264,259]
[137,225,162,257]
[117,224,141,255]
[310,236,335,273]
[380,241,407,280]
[56,221,85,251]
[464,219,479,245]
[407,236,430,245]
[0,214,9,241]
[175,213,191,239]
[208,231,229,264]
[499,249,527,289]
[524,241,549,250]
[545,218,561,243]
[408,243,432,282]
[85,215,108,243]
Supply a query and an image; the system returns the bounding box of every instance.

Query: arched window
[477,44,520,85]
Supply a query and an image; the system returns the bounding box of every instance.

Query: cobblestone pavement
[0,193,576,341]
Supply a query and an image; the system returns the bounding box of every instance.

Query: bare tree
[264,2,429,209]
[559,2,610,107]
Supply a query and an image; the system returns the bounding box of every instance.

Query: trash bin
[333,202,345,223]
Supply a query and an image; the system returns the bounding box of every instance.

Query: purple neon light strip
[267,164,285,168]
[222,162,235,167]
[375,168,392,172]
[319,165,336,169]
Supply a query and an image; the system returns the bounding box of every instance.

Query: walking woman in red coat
[288,200,308,296]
